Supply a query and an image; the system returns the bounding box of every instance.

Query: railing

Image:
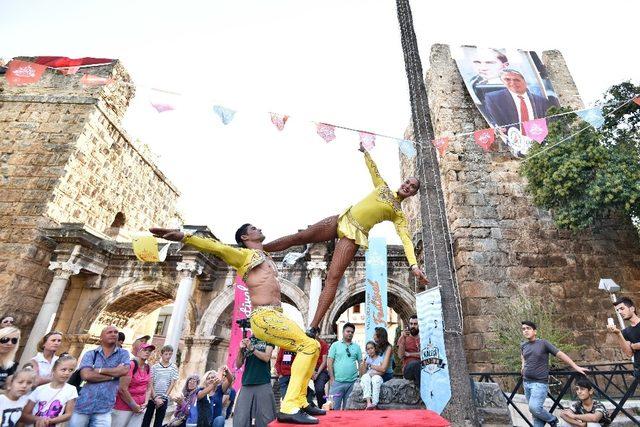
[471,362,639,426]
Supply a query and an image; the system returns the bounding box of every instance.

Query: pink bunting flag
[5,60,47,86]
[432,137,450,156]
[316,123,336,143]
[474,128,495,151]
[270,113,289,131]
[522,118,548,143]
[151,102,175,113]
[359,131,376,151]
[80,74,114,88]
[633,97,640,106]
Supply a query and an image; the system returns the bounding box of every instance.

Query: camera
[236,318,251,339]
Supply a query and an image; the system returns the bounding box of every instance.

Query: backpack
[68,349,98,393]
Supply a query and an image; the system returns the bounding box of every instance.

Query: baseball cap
[139,342,156,352]
[134,335,151,342]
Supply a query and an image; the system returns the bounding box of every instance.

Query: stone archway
[320,278,416,337]
[72,279,197,338]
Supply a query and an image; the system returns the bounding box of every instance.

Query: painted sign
[226,276,252,391]
[416,287,451,414]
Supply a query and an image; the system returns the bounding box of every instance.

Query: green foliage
[520,82,640,230]
[489,294,583,372]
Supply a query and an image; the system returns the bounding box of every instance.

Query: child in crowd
[22,354,78,426]
[559,377,610,426]
[0,368,35,426]
[359,341,384,410]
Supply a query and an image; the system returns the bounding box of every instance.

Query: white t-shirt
[0,394,29,427]
[27,383,77,423]
[31,353,59,380]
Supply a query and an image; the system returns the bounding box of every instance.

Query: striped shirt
[150,362,179,397]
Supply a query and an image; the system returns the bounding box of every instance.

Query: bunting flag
[399,139,417,159]
[80,73,114,88]
[359,131,376,151]
[316,122,336,143]
[522,118,548,143]
[270,113,289,131]
[633,97,640,106]
[5,60,47,86]
[576,107,605,130]
[432,137,450,156]
[151,102,175,113]
[213,105,236,125]
[474,128,495,151]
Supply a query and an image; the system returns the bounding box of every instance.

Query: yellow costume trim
[182,235,267,281]
[250,306,320,413]
[337,152,418,266]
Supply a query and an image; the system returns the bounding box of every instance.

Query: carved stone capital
[306,260,327,279]
[177,261,203,278]
[48,261,82,280]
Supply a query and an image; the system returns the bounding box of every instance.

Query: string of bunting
[4,58,640,160]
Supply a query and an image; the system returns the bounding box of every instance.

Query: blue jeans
[213,415,225,427]
[329,381,355,410]
[523,381,556,427]
[69,411,112,427]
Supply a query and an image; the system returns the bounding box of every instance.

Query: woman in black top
[0,326,20,389]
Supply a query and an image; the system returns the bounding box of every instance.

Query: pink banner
[226,276,252,391]
[522,118,548,143]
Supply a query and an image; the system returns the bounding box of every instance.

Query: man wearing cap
[150,225,322,425]
[484,69,556,133]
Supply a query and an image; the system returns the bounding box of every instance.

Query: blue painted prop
[364,237,388,341]
[416,287,451,414]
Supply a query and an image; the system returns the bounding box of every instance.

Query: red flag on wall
[432,137,450,156]
[5,60,47,86]
[474,129,495,151]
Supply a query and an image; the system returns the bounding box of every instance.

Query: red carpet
[268,410,450,426]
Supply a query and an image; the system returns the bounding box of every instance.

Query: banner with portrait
[226,276,253,391]
[453,46,560,157]
[417,287,451,415]
[364,237,388,341]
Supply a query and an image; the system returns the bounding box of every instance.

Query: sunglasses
[345,344,352,358]
[0,337,18,345]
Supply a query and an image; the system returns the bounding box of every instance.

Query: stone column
[20,261,81,365]
[165,261,202,362]
[306,260,327,328]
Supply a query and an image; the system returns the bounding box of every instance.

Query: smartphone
[607,318,615,327]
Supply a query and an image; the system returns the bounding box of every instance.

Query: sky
[2,0,638,245]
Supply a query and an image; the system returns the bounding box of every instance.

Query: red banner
[6,60,47,86]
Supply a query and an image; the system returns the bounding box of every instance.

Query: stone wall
[0,58,181,342]
[401,44,640,372]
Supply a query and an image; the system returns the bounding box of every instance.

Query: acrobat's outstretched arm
[359,142,385,188]
[393,219,429,285]
[150,228,246,270]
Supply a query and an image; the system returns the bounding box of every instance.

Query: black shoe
[277,411,319,424]
[303,405,327,416]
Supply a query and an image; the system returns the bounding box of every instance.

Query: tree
[489,293,583,372]
[520,82,640,231]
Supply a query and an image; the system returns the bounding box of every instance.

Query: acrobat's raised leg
[263,215,339,252]
[309,237,359,328]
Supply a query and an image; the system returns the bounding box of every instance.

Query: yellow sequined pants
[250,306,320,414]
